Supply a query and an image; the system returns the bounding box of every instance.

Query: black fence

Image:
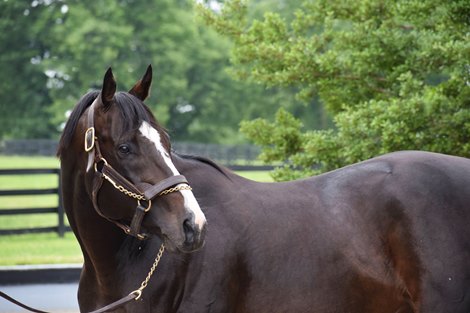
[1,140,263,165]
[0,168,69,236]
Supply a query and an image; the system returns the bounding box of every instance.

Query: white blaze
[139,121,206,228]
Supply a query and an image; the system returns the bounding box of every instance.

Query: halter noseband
[85,97,192,240]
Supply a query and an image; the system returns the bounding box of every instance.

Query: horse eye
[118,144,131,155]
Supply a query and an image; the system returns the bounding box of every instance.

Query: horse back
[235,151,470,313]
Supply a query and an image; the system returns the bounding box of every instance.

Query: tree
[0,0,313,144]
[198,0,470,180]
[0,1,58,138]
[30,0,311,143]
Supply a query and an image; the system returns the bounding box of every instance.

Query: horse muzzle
[149,206,207,253]
[180,217,207,252]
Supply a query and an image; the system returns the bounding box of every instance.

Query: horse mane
[57,90,100,157]
[57,91,168,158]
[175,153,232,179]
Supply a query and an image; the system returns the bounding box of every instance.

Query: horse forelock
[111,92,170,151]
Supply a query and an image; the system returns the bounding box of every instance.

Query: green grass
[1,233,83,265]
[0,155,273,265]
[0,155,59,168]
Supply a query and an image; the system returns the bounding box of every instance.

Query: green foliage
[201,0,470,180]
[0,0,315,144]
[0,1,57,138]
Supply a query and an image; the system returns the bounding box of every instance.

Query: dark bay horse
[58,66,470,313]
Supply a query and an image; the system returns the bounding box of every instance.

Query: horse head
[70,66,207,253]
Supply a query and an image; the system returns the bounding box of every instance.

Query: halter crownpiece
[84,95,192,240]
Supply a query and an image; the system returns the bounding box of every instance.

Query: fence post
[57,169,65,237]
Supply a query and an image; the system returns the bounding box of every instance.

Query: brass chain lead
[102,173,145,201]
[159,185,192,196]
[132,244,165,301]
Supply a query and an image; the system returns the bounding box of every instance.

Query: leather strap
[88,293,138,313]
[143,175,188,199]
[129,205,147,238]
[0,290,138,313]
[91,170,141,237]
[86,97,99,171]
[0,291,48,313]
[86,99,149,238]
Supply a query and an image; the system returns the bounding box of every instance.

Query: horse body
[59,67,470,313]
[163,151,469,313]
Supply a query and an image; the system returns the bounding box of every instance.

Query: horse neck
[172,155,239,199]
[61,160,127,284]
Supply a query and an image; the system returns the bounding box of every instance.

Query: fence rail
[0,168,69,236]
[1,140,263,165]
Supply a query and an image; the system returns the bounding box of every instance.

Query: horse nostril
[183,219,195,244]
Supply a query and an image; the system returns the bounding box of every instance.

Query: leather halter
[85,96,191,240]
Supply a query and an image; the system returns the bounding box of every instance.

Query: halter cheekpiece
[85,96,192,240]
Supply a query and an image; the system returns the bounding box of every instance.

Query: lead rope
[0,244,165,313]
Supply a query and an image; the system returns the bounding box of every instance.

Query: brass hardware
[159,184,192,196]
[102,172,146,201]
[131,289,142,301]
[94,157,108,173]
[84,127,95,152]
[138,199,152,212]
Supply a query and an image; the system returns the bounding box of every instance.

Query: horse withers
[58,66,470,313]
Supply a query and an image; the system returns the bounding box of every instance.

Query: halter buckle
[84,127,95,152]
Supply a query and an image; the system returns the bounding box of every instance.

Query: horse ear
[101,67,116,109]
[129,65,152,101]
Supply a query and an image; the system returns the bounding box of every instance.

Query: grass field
[0,155,272,265]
